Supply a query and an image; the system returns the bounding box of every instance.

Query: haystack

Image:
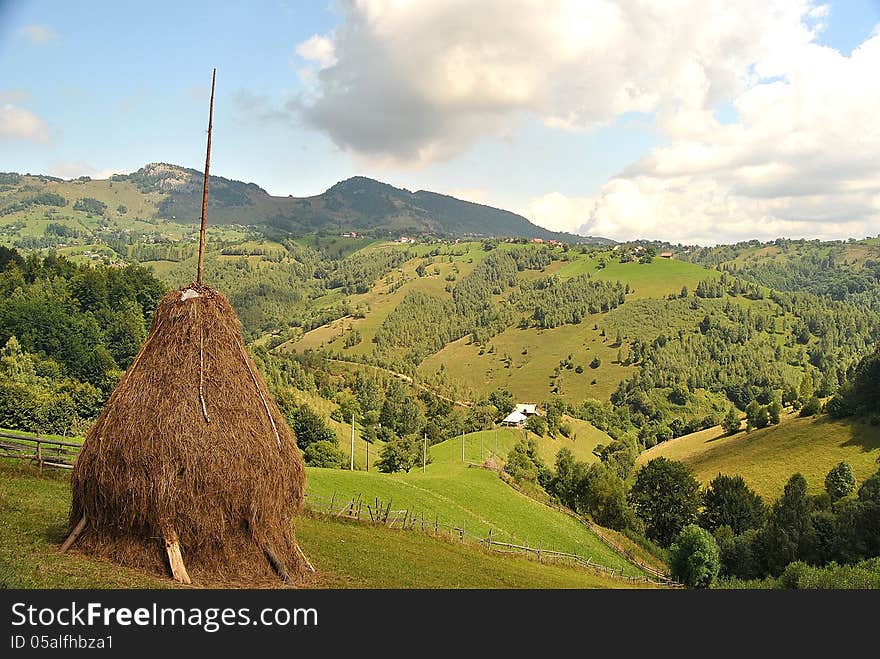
[66,283,309,584]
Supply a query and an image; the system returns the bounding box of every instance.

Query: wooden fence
[0,431,81,470]
[303,492,672,586]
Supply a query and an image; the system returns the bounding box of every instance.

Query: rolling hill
[0,165,610,243]
[638,414,880,500]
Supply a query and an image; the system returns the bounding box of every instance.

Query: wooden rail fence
[0,431,81,471]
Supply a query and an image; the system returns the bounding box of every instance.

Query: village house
[501,403,539,427]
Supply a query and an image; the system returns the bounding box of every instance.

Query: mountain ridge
[107,163,612,243]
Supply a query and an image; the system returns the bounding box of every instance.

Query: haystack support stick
[60,515,87,553]
[196,67,216,285]
[163,528,192,585]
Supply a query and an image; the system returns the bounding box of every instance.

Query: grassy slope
[0,462,641,589]
[306,429,641,576]
[557,255,721,299]
[418,314,633,405]
[638,414,880,500]
[419,254,721,405]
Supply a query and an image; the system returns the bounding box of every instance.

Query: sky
[1,0,878,244]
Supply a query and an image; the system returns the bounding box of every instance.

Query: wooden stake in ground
[60,516,87,553]
[163,528,192,584]
[196,67,216,286]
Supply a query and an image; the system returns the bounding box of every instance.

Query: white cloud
[521,192,596,235]
[48,161,126,180]
[296,34,337,69]
[20,24,57,44]
[575,33,880,243]
[293,0,820,165]
[294,0,878,242]
[0,103,50,142]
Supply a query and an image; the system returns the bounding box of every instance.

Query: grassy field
[638,414,880,501]
[418,313,634,404]
[557,254,720,299]
[305,429,642,576]
[0,461,644,589]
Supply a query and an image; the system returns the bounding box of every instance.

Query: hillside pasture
[638,415,880,500]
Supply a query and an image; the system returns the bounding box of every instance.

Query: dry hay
[69,283,307,584]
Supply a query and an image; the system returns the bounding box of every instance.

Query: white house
[514,403,537,416]
[501,411,528,426]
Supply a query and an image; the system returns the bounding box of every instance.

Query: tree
[799,396,820,417]
[745,400,769,431]
[590,356,601,368]
[670,524,720,588]
[526,414,547,436]
[767,399,782,424]
[488,388,515,418]
[825,462,856,501]
[286,403,337,451]
[303,440,344,468]
[375,435,424,473]
[757,473,814,576]
[700,474,765,534]
[549,447,579,508]
[503,437,549,485]
[380,380,426,436]
[575,462,633,530]
[629,457,701,547]
[717,528,760,580]
[721,407,741,435]
[466,402,497,432]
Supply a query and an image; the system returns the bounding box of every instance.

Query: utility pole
[423,432,427,474]
[350,412,355,471]
[480,433,483,460]
[365,440,369,472]
[461,429,464,462]
[196,67,216,286]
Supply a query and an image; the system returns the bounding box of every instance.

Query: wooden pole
[461,430,464,462]
[196,67,216,286]
[60,516,87,553]
[264,545,290,583]
[365,439,369,472]
[423,432,427,473]
[163,529,192,584]
[350,413,355,471]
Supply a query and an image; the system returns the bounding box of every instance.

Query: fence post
[36,432,43,473]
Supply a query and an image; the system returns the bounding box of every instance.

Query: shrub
[670,524,720,588]
[303,440,345,468]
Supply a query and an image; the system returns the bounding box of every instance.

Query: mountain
[114,163,611,243]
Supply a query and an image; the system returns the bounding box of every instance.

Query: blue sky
[1,1,878,242]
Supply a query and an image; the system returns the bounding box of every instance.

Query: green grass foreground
[0,462,650,589]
